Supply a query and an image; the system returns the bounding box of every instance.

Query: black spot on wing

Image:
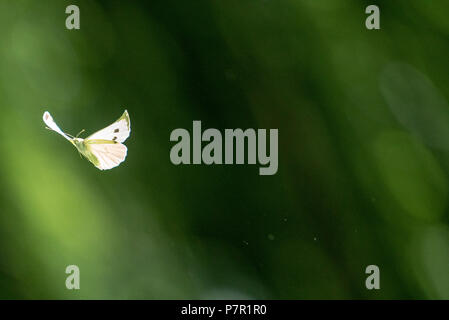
[114,128,119,133]
[113,136,117,141]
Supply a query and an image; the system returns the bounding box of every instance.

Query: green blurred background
[0,0,448,299]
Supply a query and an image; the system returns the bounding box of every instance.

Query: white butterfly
[43,110,131,170]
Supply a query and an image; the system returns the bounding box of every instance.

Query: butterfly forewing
[86,110,131,143]
[43,111,72,141]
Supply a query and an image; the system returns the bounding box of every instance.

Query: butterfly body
[43,110,130,170]
[70,138,98,168]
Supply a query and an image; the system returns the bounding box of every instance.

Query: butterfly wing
[86,110,131,143]
[43,111,72,141]
[85,141,128,170]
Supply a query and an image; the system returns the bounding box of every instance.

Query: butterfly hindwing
[86,110,131,143]
[85,142,128,170]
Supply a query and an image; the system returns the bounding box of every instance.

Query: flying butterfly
[43,110,130,170]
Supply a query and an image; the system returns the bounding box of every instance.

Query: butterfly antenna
[76,129,85,138]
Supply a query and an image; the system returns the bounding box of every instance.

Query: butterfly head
[71,137,85,149]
